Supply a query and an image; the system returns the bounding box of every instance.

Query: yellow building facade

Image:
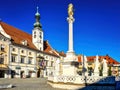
[0,33,11,78]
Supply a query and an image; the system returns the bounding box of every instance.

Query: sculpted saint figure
[68,3,74,17]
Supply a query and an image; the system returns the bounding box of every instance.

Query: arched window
[34,31,36,34]
[34,31,36,38]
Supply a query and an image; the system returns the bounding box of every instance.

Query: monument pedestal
[62,52,78,76]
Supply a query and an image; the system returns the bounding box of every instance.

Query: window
[28,58,32,64]
[46,56,48,59]
[51,57,53,60]
[34,35,36,38]
[21,56,25,63]
[44,60,48,67]
[39,32,42,35]
[40,35,42,38]
[29,52,31,55]
[2,38,7,41]
[21,50,24,53]
[0,44,5,51]
[34,31,36,34]
[39,32,42,38]
[40,47,41,51]
[51,61,54,67]
[0,55,4,64]
[21,40,27,46]
[12,48,15,51]
[11,55,16,62]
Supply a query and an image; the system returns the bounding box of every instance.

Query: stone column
[67,16,75,53]
[62,3,78,76]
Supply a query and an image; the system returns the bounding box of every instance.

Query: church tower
[32,7,43,51]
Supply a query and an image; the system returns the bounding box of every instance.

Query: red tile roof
[0,21,37,50]
[78,55,82,62]
[0,22,60,57]
[59,51,66,57]
[44,41,59,57]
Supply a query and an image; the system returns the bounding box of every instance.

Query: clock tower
[32,7,43,51]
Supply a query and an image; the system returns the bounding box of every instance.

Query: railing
[48,75,115,84]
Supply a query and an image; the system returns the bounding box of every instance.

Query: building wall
[42,54,59,77]
[9,45,37,78]
[0,34,10,78]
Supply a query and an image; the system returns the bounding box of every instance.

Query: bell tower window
[34,31,36,38]
[34,35,36,38]
[40,35,42,38]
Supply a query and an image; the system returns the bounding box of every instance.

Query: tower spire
[34,6,42,28]
[32,6,44,51]
[37,6,39,13]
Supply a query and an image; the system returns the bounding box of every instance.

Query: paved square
[0,78,64,90]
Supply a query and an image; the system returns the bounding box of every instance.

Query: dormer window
[21,40,28,46]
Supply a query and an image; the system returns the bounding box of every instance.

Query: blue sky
[0,0,120,62]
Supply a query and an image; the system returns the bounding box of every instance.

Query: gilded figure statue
[68,3,74,17]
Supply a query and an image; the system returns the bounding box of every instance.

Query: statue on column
[68,3,74,17]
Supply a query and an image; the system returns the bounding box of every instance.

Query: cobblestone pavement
[0,78,64,90]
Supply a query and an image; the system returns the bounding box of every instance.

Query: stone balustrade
[48,75,115,85]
